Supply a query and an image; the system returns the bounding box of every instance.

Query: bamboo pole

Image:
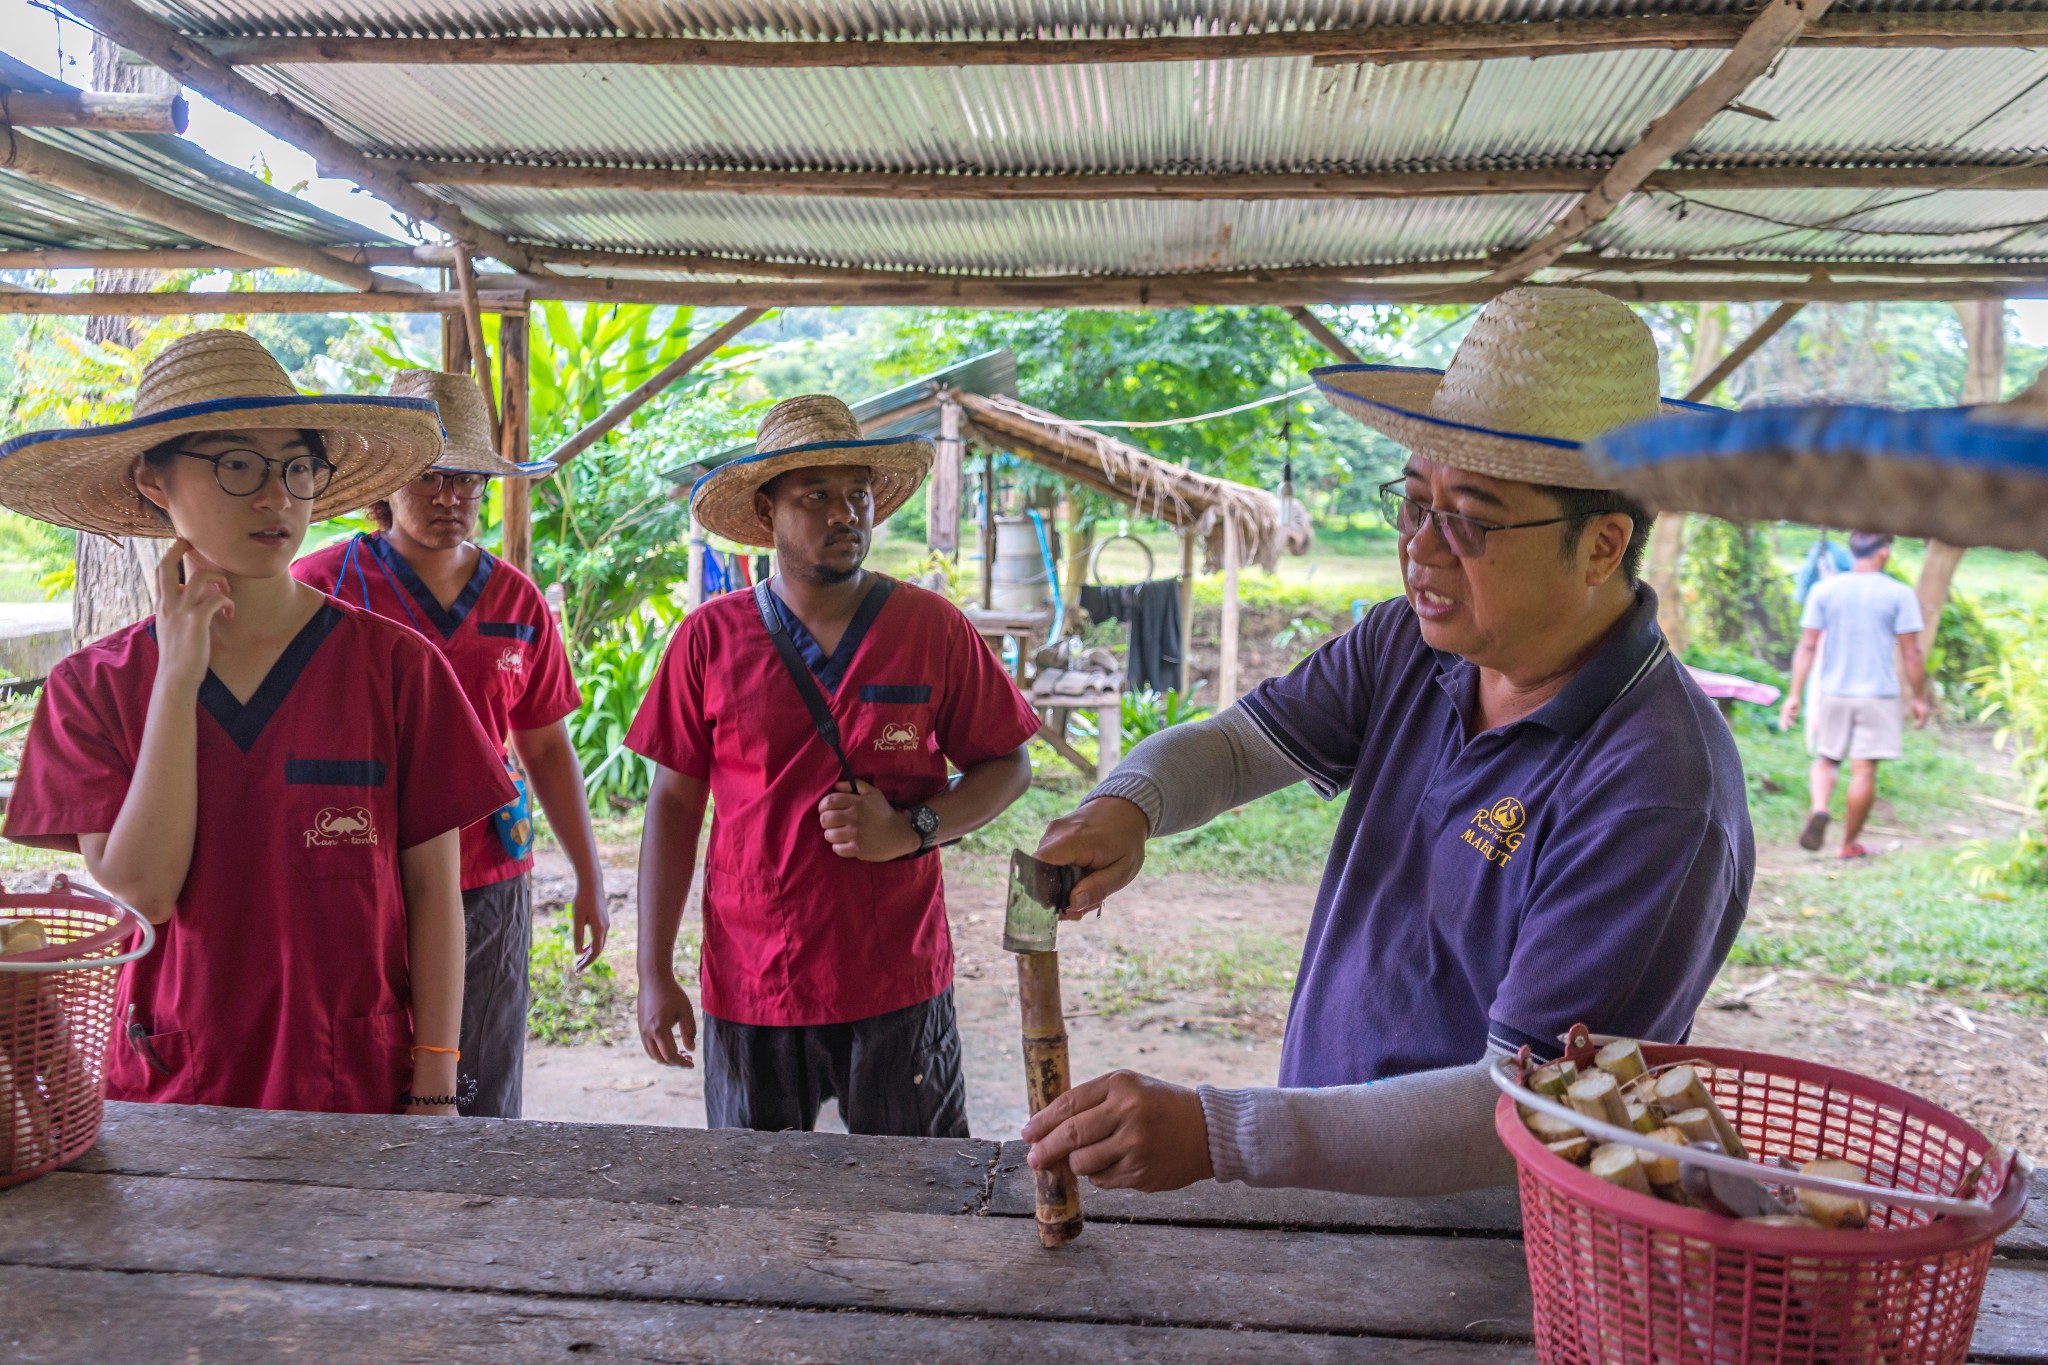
[686,510,708,610]
[1015,950,1083,1247]
[0,86,186,132]
[373,157,2048,200]
[0,246,451,271]
[205,12,2048,68]
[0,290,527,315]
[1288,306,1366,365]
[59,0,537,272]
[544,307,768,469]
[929,396,963,556]
[0,134,404,293]
[1219,514,1241,709]
[498,311,533,574]
[452,246,500,439]
[1178,533,1195,696]
[980,459,996,612]
[1485,0,1837,285]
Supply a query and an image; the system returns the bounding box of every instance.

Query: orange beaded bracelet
[410,1044,460,1060]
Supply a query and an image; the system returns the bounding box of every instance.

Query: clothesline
[1066,384,1315,429]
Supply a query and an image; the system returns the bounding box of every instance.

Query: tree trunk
[1645,303,1726,649]
[73,37,180,648]
[1915,300,2006,655]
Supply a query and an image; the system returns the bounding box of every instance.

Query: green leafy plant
[570,594,684,809]
[1683,518,1799,668]
[1271,612,1332,658]
[1957,604,2048,886]
[1121,684,1212,745]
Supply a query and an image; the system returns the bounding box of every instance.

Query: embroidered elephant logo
[306,806,378,847]
[875,722,920,751]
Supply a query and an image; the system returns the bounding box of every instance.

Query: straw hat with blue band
[389,370,556,479]
[690,393,933,549]
[0,329,445,540]
[1588,370,2048,557]
[1313,286,1719,490]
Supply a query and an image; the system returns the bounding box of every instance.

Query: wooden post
[929,396,963,556]
[1646,302,1728,649]
[979,457,996,611]
[1095,700,1122,783]
[1178,532,1195,695]
[1916,299,2005,653]
[1287,305,1366,365]
[452,246,499,437]
[1219,514,1241,708]
[686,510,708,609]
[441,307,471,375]
[497,311,532,575]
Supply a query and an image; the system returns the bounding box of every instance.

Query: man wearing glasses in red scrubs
[295,371,606,1119]
[629,395,1042,1137]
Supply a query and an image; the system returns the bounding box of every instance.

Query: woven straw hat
[1313,287,1714,490]
[691,394,932,549]
[389,370,556,478]
[1589,364,2048,557]
[0,329,444,539]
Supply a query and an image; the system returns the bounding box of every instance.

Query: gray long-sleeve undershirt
[1080,705,1518,1197]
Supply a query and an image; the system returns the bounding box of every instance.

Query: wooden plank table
[2,1102,2042,1363]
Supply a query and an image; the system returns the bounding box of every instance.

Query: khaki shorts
[1808,693,1903,762]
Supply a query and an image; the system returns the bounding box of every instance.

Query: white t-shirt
[1801,570,1925,698]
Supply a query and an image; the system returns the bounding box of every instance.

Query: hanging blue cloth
[700,549,729,597]
[1795,536,1852,603]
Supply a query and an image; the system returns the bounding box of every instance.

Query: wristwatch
[906,804,941,855]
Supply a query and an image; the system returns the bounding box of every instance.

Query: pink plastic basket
[0,875,153,1187]
[1493,1025,2030,1365]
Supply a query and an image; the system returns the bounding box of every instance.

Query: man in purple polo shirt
[1021,288,1753,1197]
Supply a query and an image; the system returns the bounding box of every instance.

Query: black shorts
[701,988,970,1138]
[456,873,530,1119]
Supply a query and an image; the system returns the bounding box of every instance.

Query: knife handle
[1017,950,1084,1247]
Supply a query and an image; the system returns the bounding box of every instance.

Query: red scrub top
[294,533,582,890]
[626,577,1041,1027]
[3,601,515,1113]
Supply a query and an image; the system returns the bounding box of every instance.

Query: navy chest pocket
[859,684,931,704]
[286,757,388,882]
[477,621,537,643]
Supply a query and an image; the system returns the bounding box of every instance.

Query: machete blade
[1004,849,1076,954]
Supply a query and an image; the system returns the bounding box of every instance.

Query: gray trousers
[457,873,531,1118]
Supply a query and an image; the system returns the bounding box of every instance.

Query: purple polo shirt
[1238,586,1752,1087]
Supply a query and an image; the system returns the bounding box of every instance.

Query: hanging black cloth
[1080,577,1183,695]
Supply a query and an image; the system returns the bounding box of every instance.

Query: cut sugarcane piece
[1796,1158,1870,1229]
[1567,1071,1631,1129]
[1546,1135,1591,1164]
[1621,1071,1660,1106]
[1627,1101,1659,1134]
[1523,1109,1584,1143]
[0,918,49,954]
[1747,1214,1825,1229]
[1594,1038,1647,1083]
[1640,1127,1687,1192]
[1588,1143,1651,1195]
[1665,1107,1721,1148]
[1529,1059,1578,1097]
[1651,1065,1748,1159]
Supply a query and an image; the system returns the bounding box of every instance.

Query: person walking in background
[294,371,607,1119]
[1781,531,1930,859]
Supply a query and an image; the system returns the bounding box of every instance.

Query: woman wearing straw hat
[0,330,515,1117]
[626,395,1042,1136]
[1022,288,1755,1196]
[293,370,606,1119]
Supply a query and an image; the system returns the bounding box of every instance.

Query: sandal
[1798,810,1830,852]
[1838,842,1871,859]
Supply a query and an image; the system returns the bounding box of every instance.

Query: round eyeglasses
[1377,479,1570,559]
[409,471,490,499]
[177,449,335,502]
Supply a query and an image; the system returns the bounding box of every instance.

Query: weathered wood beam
[3,274,2045,317]
[55,0,538,273]
[0,289,528,315]
[370,158,2048,200]
[516,242,959,283]
[1486,0,1836,286]
[451,245,499,437]
[0,245,449,271]
[204,12,2048,68]
[1,134,406,292]
[1288,306,1365,365]
[0,85,186,133]
[498,311,532,573]
[1682,297,1809,402]
[544,307,769,469]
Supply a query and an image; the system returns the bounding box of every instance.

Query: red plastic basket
[0,875,154,1188]
[1493,1025,2030,1365]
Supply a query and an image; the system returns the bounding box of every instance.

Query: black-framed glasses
[409,471,490,499]
[1377,480,1569,559]
[178,449,335,502]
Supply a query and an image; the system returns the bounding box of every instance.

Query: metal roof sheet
[0,51,404,253]
[84,2,2048,276]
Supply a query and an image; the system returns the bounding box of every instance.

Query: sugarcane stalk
[1567,1070,1631,1128]
[1588,1143,1651,1195]
[1016,950,1083,1247]
[1594,1038,1647,1083]
[1651,1065,1749,1159]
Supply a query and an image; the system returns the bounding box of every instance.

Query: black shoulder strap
[753,576,895,793]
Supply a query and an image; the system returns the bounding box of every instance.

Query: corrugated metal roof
[87,1,2048,276]
[0,51,402,253]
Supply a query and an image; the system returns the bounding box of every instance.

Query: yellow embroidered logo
[1460,796,1525,869]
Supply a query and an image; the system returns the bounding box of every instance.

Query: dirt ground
[524,832,2048,1155]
